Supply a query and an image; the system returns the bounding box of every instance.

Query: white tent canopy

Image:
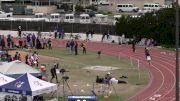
[0,73,57,96]
[0,73,15,86]
[0,60,40,75]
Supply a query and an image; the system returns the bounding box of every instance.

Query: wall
[26,5,57,13]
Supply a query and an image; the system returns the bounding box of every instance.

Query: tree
[115,8,177,46]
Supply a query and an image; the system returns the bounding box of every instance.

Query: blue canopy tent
[0,73,57,97]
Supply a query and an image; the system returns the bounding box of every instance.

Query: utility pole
[175,0,179,100]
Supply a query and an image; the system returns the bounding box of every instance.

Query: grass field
[28,48,149,101]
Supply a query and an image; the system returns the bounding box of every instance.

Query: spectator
[66,40,70,54]
[58,28,61,39]
[86,31,90,39]
[25,54,29,65]
[32,34,36,47]
[33,51,38,67]
[36,38,41,49]
[107,30,110,40]
[69,39,75,54]
[101,32,106,42]
[48,38,52,49]
[91,30,94,38]
[54,28,57,39]
[1,36,5,51]
[11,36,14,48]
[81,40,87,54]
[7,35,11,49]
[18,53,21,61]
[42,38,47,49]
[18,26,22,38]
[14,52,20,60]
[61,29,65,39]
[132,41,136,53]
[37,27,41,38]
[19,39,23,49]
[74,41,78,55]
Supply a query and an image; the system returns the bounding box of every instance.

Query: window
[11,95,18,101]
[144,5,148,7]
[51,16,54,19]
[123,5,126,7]
[155,5,158,7]
[55,16,59,18]
[66,16,69,19]
[39,15,43,18]
[118,5,122,7]
[70,16,73,19]
[82,17,85,19]
[125,5,128,7]
[5,95,11,101]
[129,5,133,7]
[86,17,89,19]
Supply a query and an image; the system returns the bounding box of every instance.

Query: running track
[15,38,176,101]
[51,39,176,101]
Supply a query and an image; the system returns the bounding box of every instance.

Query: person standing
[18,26,22,38]
[86,31,89,39]
[58,28,61,39]
[32,34,36,48]
[1,36,5,51]
[132,41,136,53]
[7,35,11,49]
[50,64,59,83]
[42,37,47,49]
[11,36,14,48]
[69,39,74,54]
[48,38,52,49]
[91,30,94,38]
[101,32,106,42]
[74,41,78,55]
[54,28,57,39]
[81,40,86,54]
[25,54,29,65]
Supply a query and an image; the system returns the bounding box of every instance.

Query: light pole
[175,0,179,100]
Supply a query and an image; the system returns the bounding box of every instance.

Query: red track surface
[15,39,176,101]
[84,42,176,101]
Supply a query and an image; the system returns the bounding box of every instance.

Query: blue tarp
[0,73,32,95]
[0,73,57,96]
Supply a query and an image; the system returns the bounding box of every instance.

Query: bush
[85,5,97,11]
[75,5,84,12]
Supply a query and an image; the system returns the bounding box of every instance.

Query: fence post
[10,20,12,30]
[41,21,43,32]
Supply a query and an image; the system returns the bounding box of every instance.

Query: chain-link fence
[0,21,115,34]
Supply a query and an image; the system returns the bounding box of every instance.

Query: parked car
[79,14,91,24]
[142,3,162,12]
[49,13,61,22]
[82,9,97,17]
[116,4,139,12]
[0,11,12,18]
[97,0,110,5]
[64,13,75,23]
